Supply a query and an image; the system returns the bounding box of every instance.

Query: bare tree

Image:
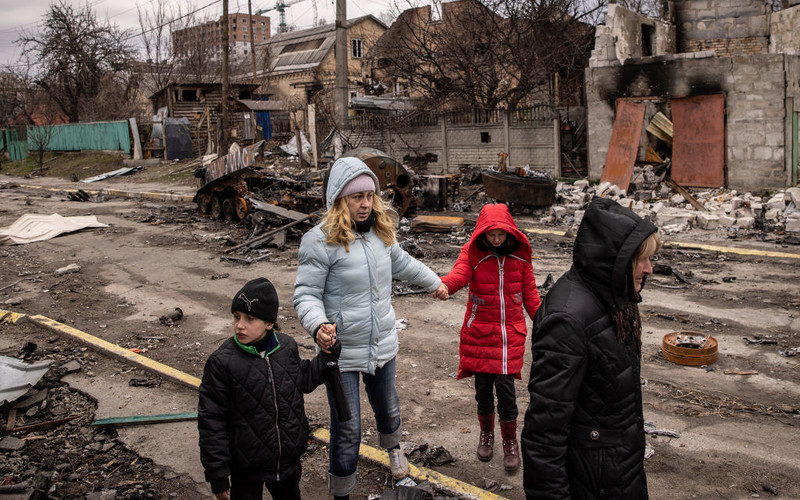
[369,0,597,109]
[27,123,56,174]
[137,0,181,94]
[16,1,135,123]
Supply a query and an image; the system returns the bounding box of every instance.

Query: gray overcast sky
[0,0,415,67]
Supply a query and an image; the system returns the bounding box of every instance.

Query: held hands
[316,323,337,354]
[432,283,449,301]
[214,491,230,500]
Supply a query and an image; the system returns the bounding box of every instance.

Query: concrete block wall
[349,120,556,175]
[674,0,768,53]
[770,5,800,55]
[585,53,789,192]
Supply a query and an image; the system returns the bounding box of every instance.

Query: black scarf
[354,211,376,233]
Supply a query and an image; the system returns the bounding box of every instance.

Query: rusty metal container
[662,331,718,366]
[481,168,556,207]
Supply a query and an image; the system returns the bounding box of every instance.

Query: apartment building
[173,13,271,59]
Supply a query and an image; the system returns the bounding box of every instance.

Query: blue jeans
[326,357,403,496]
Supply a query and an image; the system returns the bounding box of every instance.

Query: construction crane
[255,0,317,34]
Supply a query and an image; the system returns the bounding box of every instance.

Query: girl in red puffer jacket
[441,203,541,473]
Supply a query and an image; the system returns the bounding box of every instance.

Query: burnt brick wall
[585,53,789,192]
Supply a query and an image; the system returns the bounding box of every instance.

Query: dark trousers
[230,468,302,500]
[474,373,517,421]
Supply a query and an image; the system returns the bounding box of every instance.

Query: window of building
[481,132,491,143]
[351,38,363,59]
[180,89,200,101]
[261,21,265,26]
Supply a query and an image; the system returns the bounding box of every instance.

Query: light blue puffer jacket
[293,157,442,374]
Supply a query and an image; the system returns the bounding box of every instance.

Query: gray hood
[325,157,381,209]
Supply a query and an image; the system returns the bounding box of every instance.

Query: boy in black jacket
[198,278,337,500]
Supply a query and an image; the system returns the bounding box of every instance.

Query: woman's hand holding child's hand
[432,283,449,301]
[316,323,337,354]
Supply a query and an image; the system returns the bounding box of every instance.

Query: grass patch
[1,151,197,187]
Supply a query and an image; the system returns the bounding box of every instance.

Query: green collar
[233,329,280,358]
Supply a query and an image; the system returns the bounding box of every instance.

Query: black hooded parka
[198,330,328,491]
[521,197,657,499]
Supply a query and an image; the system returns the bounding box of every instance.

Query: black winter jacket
[521,198,657,499]
[198,330,328,491]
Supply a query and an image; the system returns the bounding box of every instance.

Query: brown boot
[477,413,494,461]
[499,419,520,472]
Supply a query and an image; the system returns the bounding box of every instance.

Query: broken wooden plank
[249,198,309,223]
[224,209,322,253]
[9,416,77,434]
[646,112,673,145]
[723,369,758,376]
[91,412,198,428]
[667,179,708,212]
[410,216,465,233]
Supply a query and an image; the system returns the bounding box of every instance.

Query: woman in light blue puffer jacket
[293,156,448,500]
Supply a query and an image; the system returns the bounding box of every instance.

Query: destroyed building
[586,0,800,193]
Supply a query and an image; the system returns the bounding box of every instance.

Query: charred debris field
[1,171,800,499]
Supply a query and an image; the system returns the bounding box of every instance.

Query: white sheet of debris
[0,214,109,245]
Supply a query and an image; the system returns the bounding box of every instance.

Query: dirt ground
[1,163,799,500]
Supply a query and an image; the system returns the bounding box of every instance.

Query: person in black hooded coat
[521,197,660,499]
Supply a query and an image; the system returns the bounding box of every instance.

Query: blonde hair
[633,232,662,268]
[323,194,397,251]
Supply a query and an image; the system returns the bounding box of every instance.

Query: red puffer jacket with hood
[442,203,541,379]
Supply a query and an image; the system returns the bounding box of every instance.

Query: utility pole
[221,0,231,153]
[334,0,348,135]
[249,0,258,83]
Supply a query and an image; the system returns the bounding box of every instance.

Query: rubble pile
[0,341,197,498]
[544,166,800,236]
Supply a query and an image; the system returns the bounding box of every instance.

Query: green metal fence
[1,121,131,161]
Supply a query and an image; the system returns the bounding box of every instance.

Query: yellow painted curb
[662,240,800,259]
[524,228,800,259]
[310,428,509,500]
[14,313,505,498]
[27,314,201,390]
[16,184,194,203]
[0,308,26,324]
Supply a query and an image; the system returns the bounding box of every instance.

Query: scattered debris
[0,277,43,293]
[378,479,435,499]
[158,307,183,326]
[407,443,456,467]
[0,356,51,406]
[0,214,108,245]
[91,412,198,428]
[55,263,81,276]
[80,166,143,183]
[644,421,681,438]
[128,378,161,388]
[742,336,778,345]
[67,189,92,201]
[723,370,758,376]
